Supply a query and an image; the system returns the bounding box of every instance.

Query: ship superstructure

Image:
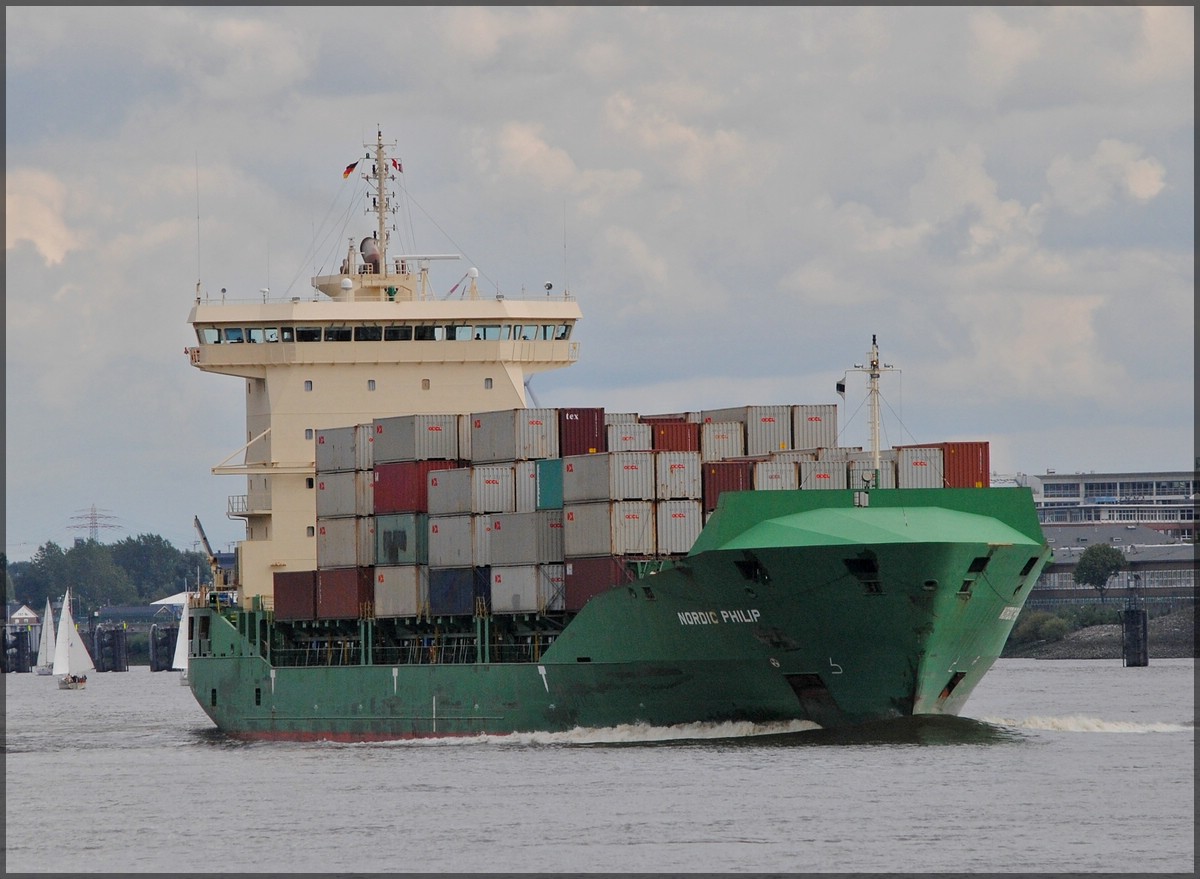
[186,131,581,601]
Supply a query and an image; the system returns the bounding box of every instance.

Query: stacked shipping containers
[297,403,985,620]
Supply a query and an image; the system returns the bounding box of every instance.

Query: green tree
[111,533,197,602]
[1073,543,1126,602]
[60,539,137,614]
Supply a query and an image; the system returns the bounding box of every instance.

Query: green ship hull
[186,487,1048,741]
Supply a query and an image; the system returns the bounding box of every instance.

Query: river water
[3,658,1194,874]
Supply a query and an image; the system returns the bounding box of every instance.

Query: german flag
[343,161,358,179]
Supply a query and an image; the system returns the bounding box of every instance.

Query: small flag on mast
[343,161,359,179]
[391,158,402,172]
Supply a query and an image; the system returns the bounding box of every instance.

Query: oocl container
[372,413,459,463]
[606,422,653,452]
[799,460,848,489]
[655,451,703,499]
[656,499,703,554]
[486,510,564,565]
[562,452,654,502]
[700,421,745,462]
[792,404,838,450]
[896,446,945,488]
[469,408,559,463]
[702,405,791,455]
[563,501,655,557]
[753,460,799,491]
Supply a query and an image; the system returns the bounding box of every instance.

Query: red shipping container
[316,567,373,619]
[559,407,607,457]
[895,441,990,488]
[703,460,755,512]
[564,555,636,612]
[273,570,317,620]
[650,421,700,452]
[374,460,460,513]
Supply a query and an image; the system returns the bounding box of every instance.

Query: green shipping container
[375,512,429,566]
[536,458,564,510]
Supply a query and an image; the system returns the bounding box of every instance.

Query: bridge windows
[196,321,574,345]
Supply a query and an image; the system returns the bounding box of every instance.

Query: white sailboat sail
[171,599,189,675]
[52,588,95,678]
[34,597,56,674]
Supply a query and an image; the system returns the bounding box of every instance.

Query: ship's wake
[979,714,1193,734]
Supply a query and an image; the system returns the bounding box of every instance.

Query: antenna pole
[843,335,897,490]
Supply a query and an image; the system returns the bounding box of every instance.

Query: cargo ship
[181,130,1049,741]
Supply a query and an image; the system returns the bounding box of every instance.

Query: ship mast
[843,335,897,490]
[368,128,395,278]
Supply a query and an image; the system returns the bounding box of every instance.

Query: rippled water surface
[4,658,1193,873]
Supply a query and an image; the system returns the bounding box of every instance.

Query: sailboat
[33,597,56,675]
[53,588,95,690]
[171,597,190,685]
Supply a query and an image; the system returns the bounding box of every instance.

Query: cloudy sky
[5,6,1194,562]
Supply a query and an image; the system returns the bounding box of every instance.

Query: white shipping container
[428,514,494,568]
[606,422,653,452]
[315,470,374,517]
[564,501,656,557]
[373,565,429,618]
[469,408,559,463]
[897,447,944,488]
[514,459,539,513]
[562,452,655,502]
[848,460,897,489]
[471,465,516,512]
[702,405,791,455]
[754,460,799,491]
[792,404,838,450]
[316,516,375,569]
[799,461,848,490]
[604,412,640,425]
[486,510,564,565]
[427,468,471,515]
[655,451,703,499]
[315,425,356,473]
[656,500,703,554]
[700,421,745,462]
[372,414,459,463]
[488,565,541,614]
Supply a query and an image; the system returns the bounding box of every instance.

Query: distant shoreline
[1005,605,1195,660]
